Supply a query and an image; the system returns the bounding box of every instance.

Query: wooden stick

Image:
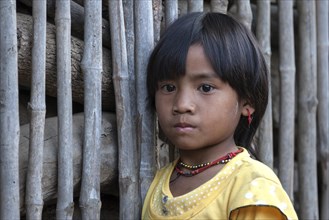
[135,0,156,203]
[210,0,228,13]
[297,1,319,218]
[278,0,296,201]
[235,0,252,29]
[15,12,115,112]
[0,0,20,219]
[188,0,203,12]
[18,113,118,214]
[17,0,111,49]
[122,0,136,109]
[55,0,74,219]
[108,0,140,219]
[122,0,138,162]
[316,1,329,219]
[256,0,273,168]
[79,0,103,218]
[25,1,47,219]
[153,0,163,43]
[165,0,178,28]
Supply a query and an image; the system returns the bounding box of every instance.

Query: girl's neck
[178,141,239,165]
[170,141,240,197]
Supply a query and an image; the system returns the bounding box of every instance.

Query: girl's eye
[161,84,176,93]
[199,84,214,93]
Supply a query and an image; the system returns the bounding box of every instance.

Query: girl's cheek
[233,101,240,116]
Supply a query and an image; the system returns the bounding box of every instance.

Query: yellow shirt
[142,148,298,219]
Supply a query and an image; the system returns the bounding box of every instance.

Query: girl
[142,12,298,219]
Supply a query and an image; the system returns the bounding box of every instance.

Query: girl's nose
[172,90,195,114]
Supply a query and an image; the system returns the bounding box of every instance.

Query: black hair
[147,12,269,157]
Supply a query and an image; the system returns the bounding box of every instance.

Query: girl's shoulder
[226,149,298,219]
[233,148,281,184]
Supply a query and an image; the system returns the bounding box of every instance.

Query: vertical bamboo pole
[180,1,188,15]
[0,0,20,219]
[210,0,228,14]
[188,0,203,12]
[108,1,140,219]
[297,1,319,219]
[256,0,273,168]
[25,1,47,219]
[153,0,163,43]
[122,0,137,159]
[121,0,141,212]
[79,0,102,219]
[165,0,178,28]
[135,0,156,203]
[316,1,329,219]
[278,0,296,201]
[55,0,74,219]
[235,0,252,30]
[122,0,136,111]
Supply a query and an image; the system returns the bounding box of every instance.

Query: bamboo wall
[0,0,328,219]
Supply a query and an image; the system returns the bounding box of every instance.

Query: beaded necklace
[174,148,243,177]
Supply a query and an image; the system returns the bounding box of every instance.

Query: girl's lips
[174,123,195,132]
[174,122,194,128]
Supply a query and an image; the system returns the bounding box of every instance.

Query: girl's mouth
[174,123,195,132]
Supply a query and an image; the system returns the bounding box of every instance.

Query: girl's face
[155,45,253,152]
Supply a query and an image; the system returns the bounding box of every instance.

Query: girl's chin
[175,145,203,152]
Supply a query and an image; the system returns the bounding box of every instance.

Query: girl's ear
[241,103,255,116]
